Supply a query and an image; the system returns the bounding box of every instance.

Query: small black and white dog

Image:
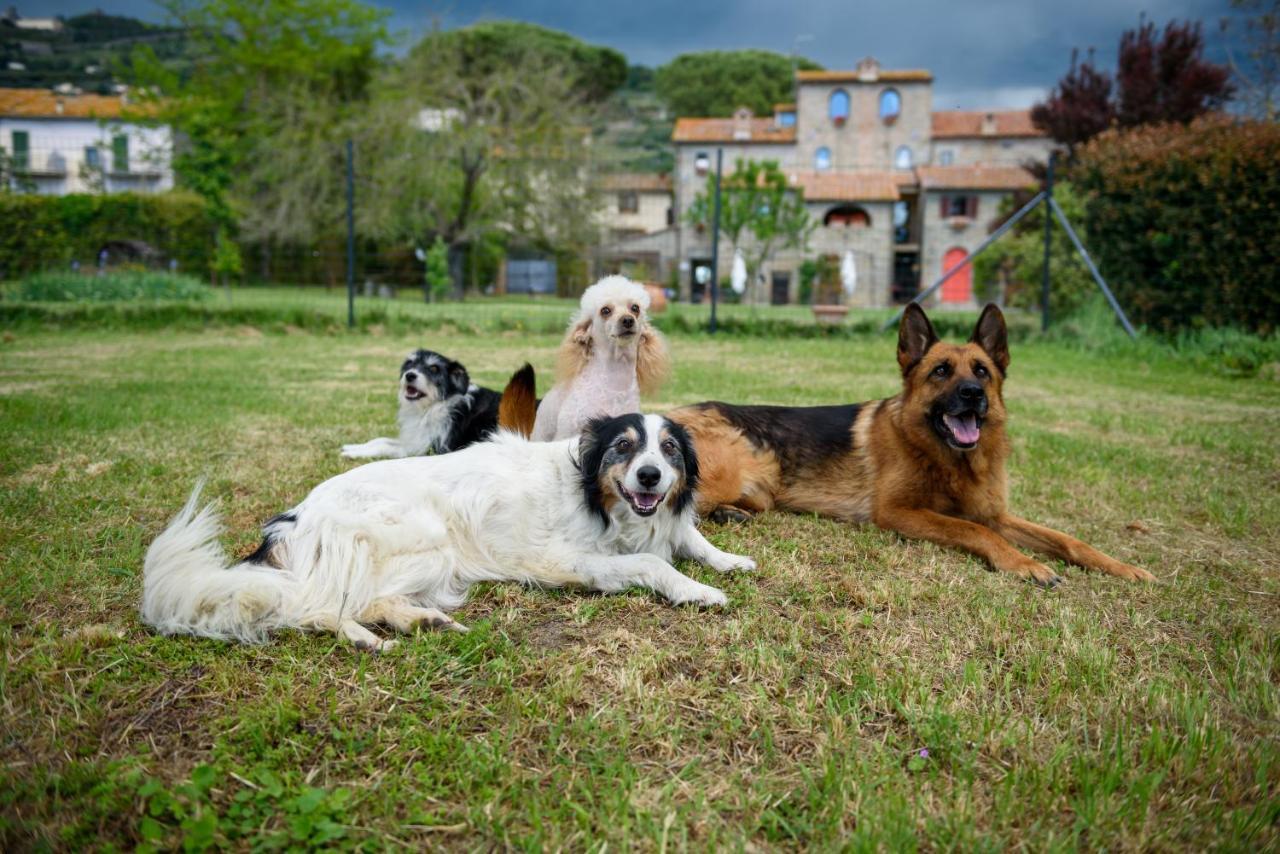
[143,413,755,650]
[342,349,501,459]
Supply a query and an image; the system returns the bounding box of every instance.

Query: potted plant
[811,253,848,324]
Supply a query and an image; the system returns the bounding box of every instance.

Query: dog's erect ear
[970,303,1009,374]
[897,302,939,375]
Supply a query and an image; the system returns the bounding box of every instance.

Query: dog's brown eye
[661,439,677,454]
[974,364,989,378]
[932,364,949,378]
[615,438,632,452]
[601,306,612,317]
[630,304,640,314]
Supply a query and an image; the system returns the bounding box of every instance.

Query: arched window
[879,88,901,123]
[829,89,850,125]
[894,145,913,170]
[938,149,954,166]
[823,205,871,228]
[815,146,831,171]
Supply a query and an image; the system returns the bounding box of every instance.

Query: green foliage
[655,50,822,117]
[0,191,215,280]
[210,228,243,282]
[686,159,815,303]
[425,237,451,302]
[434,21,627,103]
[973,183,1096,319]
[5,270,210,302]
[1073,117,1280,334]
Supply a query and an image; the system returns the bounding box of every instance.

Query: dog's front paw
[340,444,370,459]
[1110,561,1156,582]
[668,582,728,608]
[710,552,756,573]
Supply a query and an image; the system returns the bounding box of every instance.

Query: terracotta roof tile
[930,110,1042,138]
[0,87,158,119]
[915,165,1037,191]
[599,172,672,192]
[786,170,903,202]
[796,69,932,83]
[672,117,796,144]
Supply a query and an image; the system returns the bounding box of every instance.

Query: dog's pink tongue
[945,414,981,444]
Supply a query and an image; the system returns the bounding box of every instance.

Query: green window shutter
[112,134,128,173]
[11,130,29,170]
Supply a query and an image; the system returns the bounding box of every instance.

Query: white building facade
[0,88,173,194]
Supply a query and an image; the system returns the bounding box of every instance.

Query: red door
[941,248,972,303]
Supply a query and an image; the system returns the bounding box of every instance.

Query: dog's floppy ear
[576,415,613,526]
[448,363,470,395]
[556,316,594,382]
[897,302,939,375]
[636,327,670,396]
[664,418,700,515]
[970,303,1009,374]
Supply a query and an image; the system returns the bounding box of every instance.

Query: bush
[973,183,1096,319]
[4,270,211,302]
[1073,117,1280,334]
[0,191,215,281]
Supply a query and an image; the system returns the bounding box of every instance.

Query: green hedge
[0,191,215,280]
[4,270,211,302]
[1074,118,1280,334]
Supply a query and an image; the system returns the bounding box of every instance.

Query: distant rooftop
[931,110,1041,138]
[0,87,155,119]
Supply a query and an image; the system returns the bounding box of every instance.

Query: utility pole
[1041,150,1055,333]
[345,139,356,329]
[709,147,723,334]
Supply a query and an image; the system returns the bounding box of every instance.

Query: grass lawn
[1,320,1277,850]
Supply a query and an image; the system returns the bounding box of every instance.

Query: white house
[0,87,173,194]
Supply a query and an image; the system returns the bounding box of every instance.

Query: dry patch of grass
[0,326,1277,850]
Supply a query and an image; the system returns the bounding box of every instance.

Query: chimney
[55,98,64,115]
[981,112,997,135]
[856,56,881,82]
[732,107,753,141]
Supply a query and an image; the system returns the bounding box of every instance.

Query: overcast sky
[26,0,1246,109]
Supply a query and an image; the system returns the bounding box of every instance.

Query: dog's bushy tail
[141,482,293,644]
[497,363,538,438]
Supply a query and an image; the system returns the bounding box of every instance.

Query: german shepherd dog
[667,304,1155,586]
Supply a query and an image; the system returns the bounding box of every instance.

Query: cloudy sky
[28,0,1245,108]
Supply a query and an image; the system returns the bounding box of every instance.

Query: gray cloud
[23,0,1243,108]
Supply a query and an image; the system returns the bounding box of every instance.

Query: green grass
[1,314,1278,849]
[3,271,211,303]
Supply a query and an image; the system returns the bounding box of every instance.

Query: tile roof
[672,117,797,144]
[773,103,796,111]
[786,170,905,202]
[930,110,1042,138]
[915,165,1037,191]
[0,87,158,119]
[599,172,672,192]
[796,69,933,83]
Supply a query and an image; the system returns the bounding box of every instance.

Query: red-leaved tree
[1033,19,1234,158]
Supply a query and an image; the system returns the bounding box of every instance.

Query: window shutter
[112,135,129,173]
[940,195,949,218]
[967,195,979,218]
[11,130,29,169]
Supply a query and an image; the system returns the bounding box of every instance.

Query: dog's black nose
[621,315,635,328]
[636,465,661,488]
[958,382,984,402]
[404,371,417,382]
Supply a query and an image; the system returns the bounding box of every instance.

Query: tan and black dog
[667,303,1154,586]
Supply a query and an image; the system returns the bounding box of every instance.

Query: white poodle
[530,276,669,441]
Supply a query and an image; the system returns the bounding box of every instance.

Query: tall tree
[1030,49,1114,160]
[356,27,600,295]
[1032,18,1233,157]
[1223,0,1280,120]
[655,50,822,117]
[686,160,814,305]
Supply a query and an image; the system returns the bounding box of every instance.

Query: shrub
[5,270,211,302]
[0,191,216,281]
[1073,117,1280,334]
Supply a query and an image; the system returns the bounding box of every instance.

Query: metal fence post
[709,148,723,334]
[345,138,355,329]
[1041,151,1055,332]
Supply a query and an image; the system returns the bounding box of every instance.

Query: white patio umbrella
[730,250,747,295]
[841,249,858,299]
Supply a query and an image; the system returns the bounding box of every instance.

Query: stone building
[654,57,1052,306]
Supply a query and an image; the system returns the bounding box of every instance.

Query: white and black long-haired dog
[143,414,755,651]
[341,349,501,459]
